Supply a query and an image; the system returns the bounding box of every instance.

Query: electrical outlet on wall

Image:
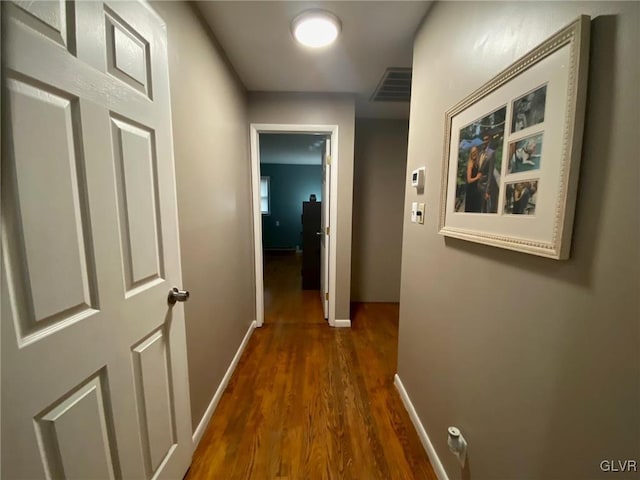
[275,220,280,227]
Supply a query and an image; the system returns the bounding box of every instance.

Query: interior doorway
[260,134,325,324]
[250,124,338,327]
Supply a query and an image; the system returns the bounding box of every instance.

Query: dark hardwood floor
[263,252,325,325]
[187,252,436,479]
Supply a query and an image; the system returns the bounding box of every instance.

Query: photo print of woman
[455,106,506,214]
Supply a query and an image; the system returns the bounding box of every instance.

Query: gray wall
[398,2,639,479]
[248,92,356,321]
[352,119,408,303]
[153,2,255,433]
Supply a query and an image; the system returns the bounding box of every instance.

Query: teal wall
[260,133,325,164]
[261,163,322,249]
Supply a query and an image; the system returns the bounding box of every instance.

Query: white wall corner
[394,374,449,480]
[333,319,351,328]
[192,320,257,446]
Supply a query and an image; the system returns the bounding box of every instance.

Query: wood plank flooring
[186,252,436,479]
[263,252,325,325]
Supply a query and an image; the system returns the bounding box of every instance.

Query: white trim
[327,129,338,328]
[321,137,331,320]
[192,320,257,446]
[333,319,351,328]
[249,123,339,328]
[250,126,265,328]
[394,374,449,480]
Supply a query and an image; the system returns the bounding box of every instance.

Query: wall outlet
[448,426,467,468]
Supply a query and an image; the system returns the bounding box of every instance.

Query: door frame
[249,123,338,327]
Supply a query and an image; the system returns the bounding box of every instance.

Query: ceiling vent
[371,68,412,102]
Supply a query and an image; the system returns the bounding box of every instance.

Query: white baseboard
[192,320,257,446]
[333,318,351,328]
[394,374,449,480]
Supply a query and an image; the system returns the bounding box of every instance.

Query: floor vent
[371,68,412,102]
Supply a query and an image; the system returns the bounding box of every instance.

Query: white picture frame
[438,16,591,260]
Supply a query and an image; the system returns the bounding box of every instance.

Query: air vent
[371,68,412,102]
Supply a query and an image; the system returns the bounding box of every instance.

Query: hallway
[187,253,436,479]
[263,252,325,325]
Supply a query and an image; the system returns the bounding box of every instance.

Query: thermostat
[411,167,425,188]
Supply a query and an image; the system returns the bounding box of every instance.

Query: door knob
[316,231,323,236]
[168,287,190,305]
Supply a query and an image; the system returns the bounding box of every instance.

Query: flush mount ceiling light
[291,10,341,48]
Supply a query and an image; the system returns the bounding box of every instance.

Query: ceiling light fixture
[291,10,341,49]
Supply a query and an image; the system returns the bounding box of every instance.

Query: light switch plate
[417,203,425,224]
[411,202,418,223]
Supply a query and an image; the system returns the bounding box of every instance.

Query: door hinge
[326,155,332,165]
[325,292,329,301]
[326,226,330,235]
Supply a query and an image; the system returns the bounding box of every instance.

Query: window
[260,176,270,215]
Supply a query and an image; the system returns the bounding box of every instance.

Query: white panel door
[1,2,193,479]
[320,137,331,319]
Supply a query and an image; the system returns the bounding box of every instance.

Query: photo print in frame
[439,16,591,259]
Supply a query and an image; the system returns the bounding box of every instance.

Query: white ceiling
[195,1,432,119]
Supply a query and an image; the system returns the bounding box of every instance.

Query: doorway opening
[260,134,324,324]
[250,124,338,327]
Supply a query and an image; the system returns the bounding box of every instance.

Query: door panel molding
[110,115,165,295]
[131,327,177,478]
[3,76,100,347]
[34,368,120,480]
